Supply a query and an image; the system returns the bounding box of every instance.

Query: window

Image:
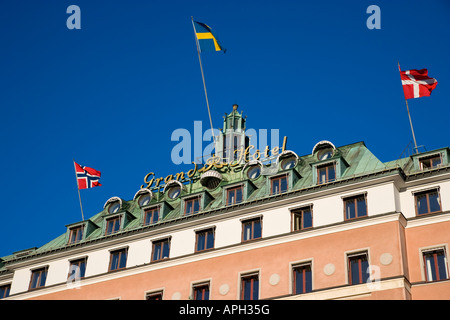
[138,193,151,207]
[344,194,367,220]
[423,249,449,282]
[242,217,262,242]
[241,273,259,300]
[167,185,181,199]
[317,148,334,160]
[108,201,121,214]
[293,263,312,294]
[184,196,201,215]
[195,228,215,252]
[280,156,297,170]
[270,174,288,195]
[0,284,10,299]
[105,216,121,235]
[348,252,369,285]
[146,291,163,300]
[109,249,127,272]
[68,258,87,279]
[193,283,210,300]
[29,267,48,290]
[144,207,159,225]
[152,239,170,262]
[247,165,261,179]
[227,185,243,205]
[68,226,84,244]
[292,207,313,231]
[420,155,442,170]
[415,189,441,216]
[317,163,336,184]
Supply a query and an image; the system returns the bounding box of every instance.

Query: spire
[222,104,246,133]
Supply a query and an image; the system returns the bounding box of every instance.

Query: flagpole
[398,61,419,154]
[73,160,85,221]
[191,17,217,150]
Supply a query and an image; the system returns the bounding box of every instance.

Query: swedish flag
[193,21,226,53]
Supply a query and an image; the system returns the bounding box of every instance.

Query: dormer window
[318,148,334,161]
[184,196,201,215]
[164,180,183,200]
[68,226,84,244]
[419,154,442,170]
[317,162,336,184]
[105,216,121,235]
[270,174,288,195]
[226,185,243,205]
[247,165,261,179]
[144,207,159,225]
[281,156,297,170]
[108,201,121,214]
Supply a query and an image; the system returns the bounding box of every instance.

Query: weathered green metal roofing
[1,141,449,270]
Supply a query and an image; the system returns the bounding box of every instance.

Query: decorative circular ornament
[323,263,336,276]
[380,253,393,266]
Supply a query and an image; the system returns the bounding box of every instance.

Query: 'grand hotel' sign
[141,137,288,189]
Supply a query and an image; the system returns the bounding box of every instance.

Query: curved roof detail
[312,140,336,155]
[133,188,153,201]
[103,196,123,210]
[163,180,184,193]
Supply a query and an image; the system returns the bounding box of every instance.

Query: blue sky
[0,0,449,257]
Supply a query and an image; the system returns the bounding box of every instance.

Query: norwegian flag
[400,68,438,100]
[74,161,102,189]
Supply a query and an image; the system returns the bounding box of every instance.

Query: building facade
[1,106,449,300]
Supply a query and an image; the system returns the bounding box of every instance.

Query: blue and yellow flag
[193,21,226,53]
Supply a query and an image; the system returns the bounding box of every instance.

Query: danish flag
[74,161,102,189]
[400,68,438,100]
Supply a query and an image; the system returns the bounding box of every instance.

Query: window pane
[193,199,200,213]
[416,194,429,215]
[356,197,367,217]
[280,177,288,193]
[243,223,252,241]
[272,179,279,194]
[110,253,119,270]
[318,167,326,184]
[428,192,441,213]
[76,228,83,242]
[39,270,47,287]
[197,233,205,251]
[350,258,360,284]
[436,251,448,280]
[328,165,336,182]
[293,213,301,231]
[153,243,161,261]
[236,187,243,203]
[432,157,442,167]
[206,231,214,249]
[119,251,127,269]
[252,277,259,300]
[227,189,235,205]
[186,201,193,214]
[303,210,312,228]
[114,219,120,232]
[162,241,170,259]
[346,200,356,219]
[294,268,304,294]
[79,261,86,278]
[425,254,436,281]
[30,272,39,289]
[253,220,262,239]
[243,278,251,300]
[361,257,369,283]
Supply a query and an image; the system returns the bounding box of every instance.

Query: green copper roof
[1,140,449,269]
